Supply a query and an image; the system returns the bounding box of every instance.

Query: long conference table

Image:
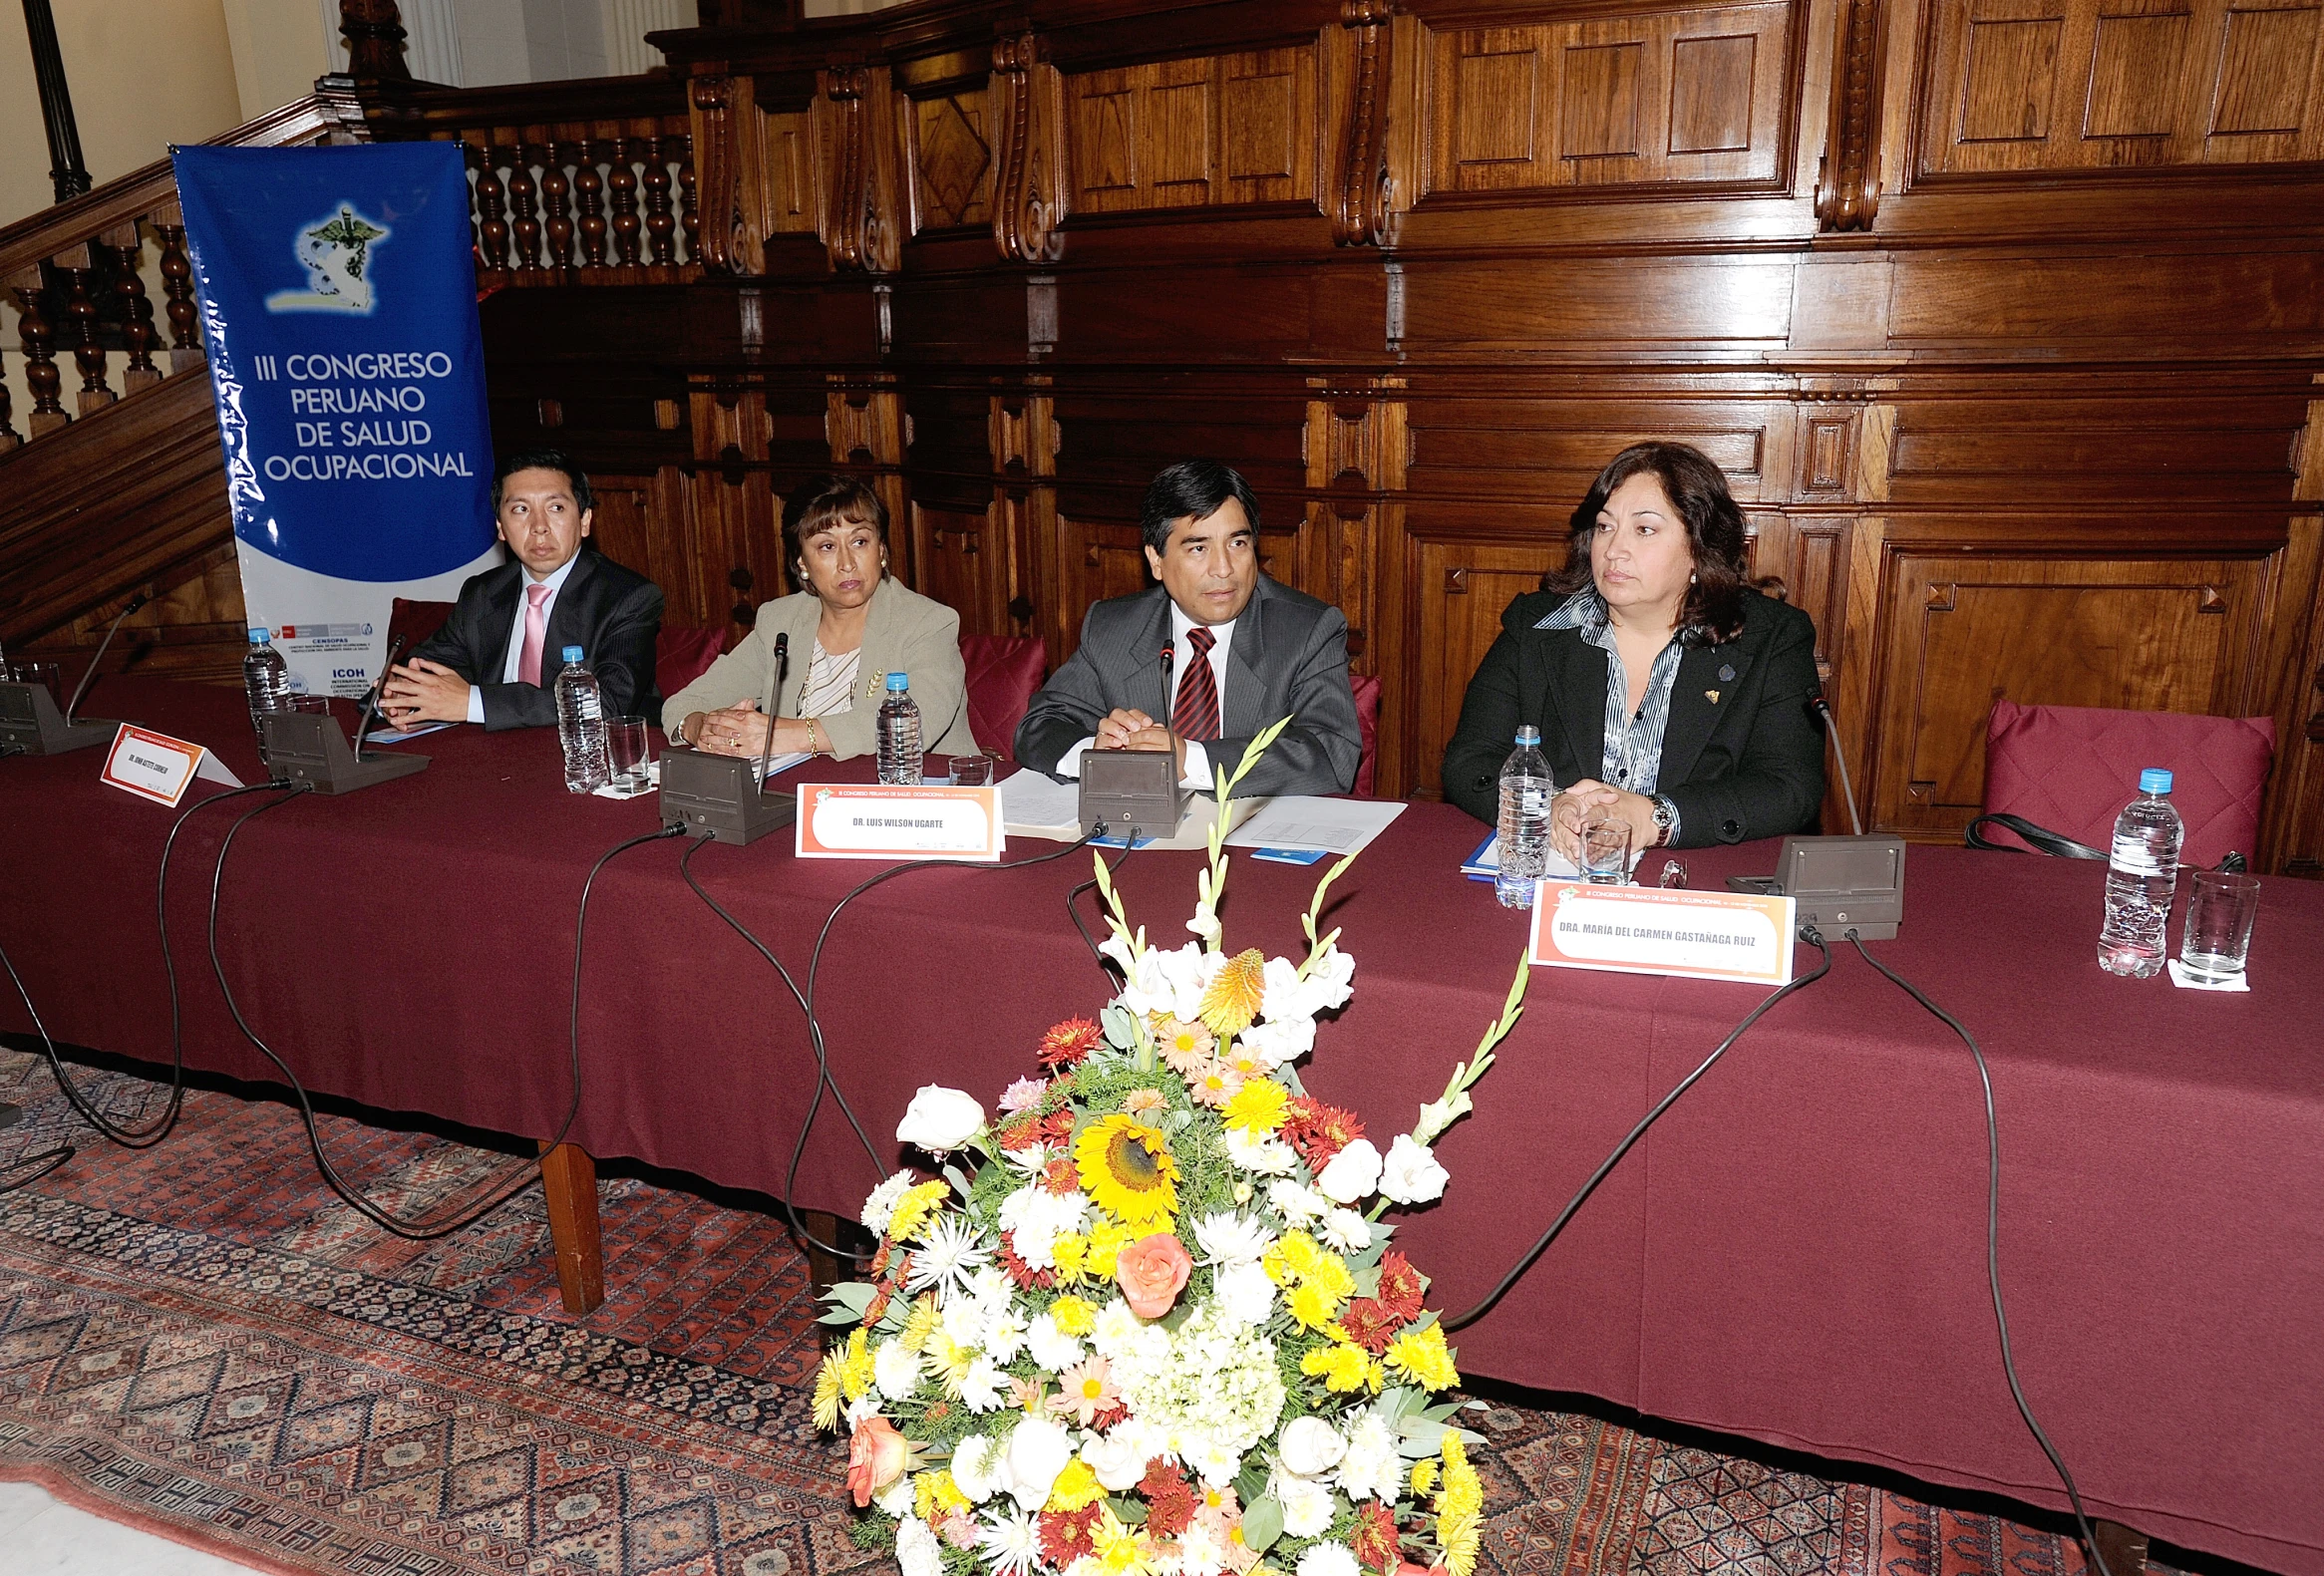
[2,677,2319,1576]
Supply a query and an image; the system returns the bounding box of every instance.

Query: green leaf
[943,1163,974,1201]
[1108,1496,1150,1525]
[1240,1495,1285,1554]
[1233,1461,1270,1508]
[819,1282,876,1324]
[1101,1004,1140,1050]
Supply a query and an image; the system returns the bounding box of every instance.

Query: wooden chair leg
[2090,1519,2150,1576]
[798,1208,875,1295]
[537,1140,604,1316]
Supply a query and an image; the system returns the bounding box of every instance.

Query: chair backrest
[656,626,727,706]
[386,597,454,659]
[1982,698,2276,868]
[961,634,1047,760]
[1351,672,1381,796]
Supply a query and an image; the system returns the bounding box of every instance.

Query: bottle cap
[885,672,909,691]
[562,645,585,663]
[2139,768,2172,795]
[248,628,268,644]
[1514,725,1541,746]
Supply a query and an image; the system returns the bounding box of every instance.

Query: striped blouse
[798,641,862,720]
[1535,588,1689,837]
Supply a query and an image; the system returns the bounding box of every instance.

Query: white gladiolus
[1258,955,1305,1022]
[1314,1137,1383,1204]
[1237,1016,1315,1071]
[1377,1133,1450,1205]
[1276,1415,1346,1476]
[1003,1415,1075,1511]
[1413,1093,1473,1147]
[896,1086,986,1154]
[1296,944,1356,1015]
[1114,942,1175,1018]
[873,1338,921,1402]
[897,1516,943,1576]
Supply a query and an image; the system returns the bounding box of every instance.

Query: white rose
[1377,1133,1450,1205]
[896,1086,986,1154]
[1296,1543,1361,1576]
[1276,1415,1346,1477]
[896,1517,943,1576]
[951,1434,1005,1502]
[873,1339,921,1402]
[1275,1473,1336,1538]
[1211,1261,1277,1329]
[1081,1424,1149,1492]
[1004,1415,1075,1511]
[1314,1138,1383,1205]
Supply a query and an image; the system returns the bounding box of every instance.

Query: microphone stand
[350,635,407,761]
[62,592,148,725]
[755,632,790,793]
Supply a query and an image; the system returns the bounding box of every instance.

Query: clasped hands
[683,700,815,758]
[1095,708,1186,777]
[377,657,471,726]
[1550,778,1659,863]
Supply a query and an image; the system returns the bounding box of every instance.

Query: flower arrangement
[818,721,1528,1576]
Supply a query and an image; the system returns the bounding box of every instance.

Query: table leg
[2090,1519,2150,1576]
[537,1140,605,1316]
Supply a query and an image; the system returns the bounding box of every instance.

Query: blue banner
[175,143,499,697]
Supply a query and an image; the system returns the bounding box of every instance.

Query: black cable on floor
[205,788,680,1240]
[1844,933,2118,1576]
[0,939,80,1191]
[1442,926,1835,1333]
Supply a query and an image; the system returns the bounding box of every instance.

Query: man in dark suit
[1015,461,1360,798]
[380,449,662,731]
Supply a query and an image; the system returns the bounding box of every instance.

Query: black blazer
[412,549,664,730]
[1015,577,1362,798]
[1441,588,1826,847]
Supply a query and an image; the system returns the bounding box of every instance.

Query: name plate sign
[795,784,1002,862]
[1528,882,1796,987]
[99,725,242,808]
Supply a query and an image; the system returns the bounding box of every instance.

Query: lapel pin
[1706,690,1721,704]
[1718,664,1737,682]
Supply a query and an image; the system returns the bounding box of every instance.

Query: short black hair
[493,448,592,512]
[1141,460,1260,552]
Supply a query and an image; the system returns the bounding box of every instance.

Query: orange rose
[1113,1232,1192,1319]
[845,1415,909,1506]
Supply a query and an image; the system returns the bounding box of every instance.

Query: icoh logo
[333,667,366,679]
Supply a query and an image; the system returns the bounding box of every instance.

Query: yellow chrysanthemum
[1051,1232,1090,1284]
[1410,1457,1439,1495]
[887,1180,950,1243]
[1437,1434,1483,1576]
[1049,1294,1098,1336]
[900,1293,939,1355]
[1300,1340,1376,1394]
[1220,1079,1289,1135]
[1093,1507,1158,1576]
[838,1328,874,1402]
[1074,1113,1180,1232]
[1307,1253,1354,1303]
[1198,948,1269,1037]
[1046,1457,1106,1512]
[1087,1216,1137,1279]
[1387,1323,1460,1392]
[812,1348,844,1429]
[915,1469,970,1523]
[1285,1280,1344,1332]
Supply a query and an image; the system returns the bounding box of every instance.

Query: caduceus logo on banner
[174,144,500,699]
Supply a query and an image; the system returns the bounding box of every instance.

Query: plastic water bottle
[242,628,290,758]
[1495,725,1554,909]
[876,671,923,785]
[554,645,608,793]
[2097,767,2182,979]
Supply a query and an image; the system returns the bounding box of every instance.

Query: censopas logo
[264,205,392,314]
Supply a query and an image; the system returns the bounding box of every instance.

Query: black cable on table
[206,788,680,1240]
[1442,925,1835,1333]
[1843,932,2119,1576]
[1065,840,1136,977]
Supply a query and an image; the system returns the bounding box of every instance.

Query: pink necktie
[518,582,551,686]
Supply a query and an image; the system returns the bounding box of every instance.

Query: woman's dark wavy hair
[1543,441,1770,646]
[782,474,888,590]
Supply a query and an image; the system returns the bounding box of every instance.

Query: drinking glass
[10,661,62,709]
[949,752,996,788]
[606,716,651,794]
[288,694,334,716]
[2178,870,2259,984]
[1579,806,1631,885]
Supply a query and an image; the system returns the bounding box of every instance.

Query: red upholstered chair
[656,626,727,706]
[1351,673,1382,796]
[961,635,1047,760]
[385,597,453,659]
[1980,698,2276,869]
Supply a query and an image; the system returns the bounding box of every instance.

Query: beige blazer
[661,576,979,760]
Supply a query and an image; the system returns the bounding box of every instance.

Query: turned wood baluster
[608,138,642,266]
[541,142,575,271]
[642,137,677,266]
[53,245,114,415]
[574,140,609,267]
[7,270,69,435]
[0,337,18,451]
[152,206,202,373]
[506,144,542,271]
[106,220,161,393]
[677,142,698,267]
[473,143,511,271]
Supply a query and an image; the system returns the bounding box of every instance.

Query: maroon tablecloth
[4,678,2320,1575]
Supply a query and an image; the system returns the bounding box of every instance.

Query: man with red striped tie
[1015,461,1361,798]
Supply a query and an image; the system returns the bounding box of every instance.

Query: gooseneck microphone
[1806,685,1862,836]
[63,592,148,725]
[757,631,790,791]
[351,635,407,760]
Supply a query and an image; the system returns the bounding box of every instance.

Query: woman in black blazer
[1442,442,1826,854]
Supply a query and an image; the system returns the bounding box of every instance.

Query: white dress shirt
[1056,605,1235,789]
[464,552,580,724]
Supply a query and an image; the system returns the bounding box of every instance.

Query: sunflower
[1197,948,1269,1036]
[1073,1113,1180,1231]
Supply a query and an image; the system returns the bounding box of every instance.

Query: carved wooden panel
[753,109,820,234]
[909,91,995,230]
[1423,4,1793,193]
[1408,537,1562,799]
[1066,46,1319,212]
[1920,0,2324,174]
[911,501,1012,637]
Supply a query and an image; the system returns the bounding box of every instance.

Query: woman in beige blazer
[663,476,978,761]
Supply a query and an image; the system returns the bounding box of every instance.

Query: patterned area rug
[0,1047,2101,1576]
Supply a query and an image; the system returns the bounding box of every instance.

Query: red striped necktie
[1172,625,1220,741]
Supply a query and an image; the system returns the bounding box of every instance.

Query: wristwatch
[1650,795,1679,847]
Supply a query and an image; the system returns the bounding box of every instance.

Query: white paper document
[998,768,1088,839]
[1223,796,1407,856]
[1462,831,1585,881]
